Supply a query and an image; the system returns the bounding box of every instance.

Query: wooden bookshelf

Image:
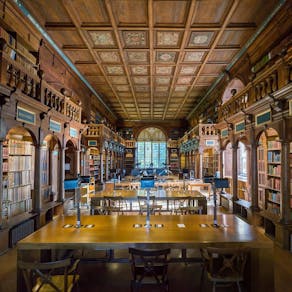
[86,148,100,185]
[2,138,34,219]
[202,148,218,177]
[289,142,292,208]
[266,135,281,216]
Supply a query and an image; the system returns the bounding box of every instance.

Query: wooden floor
[1,204,292,292]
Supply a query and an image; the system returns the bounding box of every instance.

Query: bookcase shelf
[257,129,282,221]
[2,138,34,219]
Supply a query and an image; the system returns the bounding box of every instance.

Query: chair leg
[199,265,205,292]
[236,281,242,292]
[212,282,216,292]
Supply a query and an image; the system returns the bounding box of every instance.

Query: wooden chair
[90,197,105,215]
[129,248,170,292]
[172,197,190,214]
[137,195,162,215]
[103,195,128,214]
[18,257,80,292]
[200,247,248,292]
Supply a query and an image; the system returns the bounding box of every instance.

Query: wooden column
[100,150,104,183]
[219,147,224,178]
[232,143,239,203]
[59,146,65,202]
[281,139,291,224]
[0,139,3,227]
[34,143,42,213]
[249,126,259,211]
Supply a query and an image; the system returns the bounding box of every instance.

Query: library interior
[0,0,291,291]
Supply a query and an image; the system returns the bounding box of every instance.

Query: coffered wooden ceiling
[23,0,279,121]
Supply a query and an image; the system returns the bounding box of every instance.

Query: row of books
[6,140,34,155]
[267,140,281,149]
[267,164,281,176]
[7,199,32,218]
[267,191,281,204]
[6,170,31,187]
[7,156,32,171]
[266,203,280,215]
[267,151,281,163]
[4,185,31,203]
[267,177,281,191]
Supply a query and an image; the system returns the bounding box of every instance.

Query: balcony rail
[218,53,291,120]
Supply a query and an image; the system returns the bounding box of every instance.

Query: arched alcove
[136,127,167,169]
[65,140,77,179]
[42,134,61,202]
[4,126,36,217]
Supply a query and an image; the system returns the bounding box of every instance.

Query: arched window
[136,127,167,168]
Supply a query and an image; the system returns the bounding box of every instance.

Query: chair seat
[34,275,80,292]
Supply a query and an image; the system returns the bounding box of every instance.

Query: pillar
[232,143,238,202]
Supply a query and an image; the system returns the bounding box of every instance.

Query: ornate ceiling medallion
[127,51,148,63]
[157,31,180,47]
[122,31,147,47]
[89,31,115,46]
[98,51,120,63]
[156,51,176,62]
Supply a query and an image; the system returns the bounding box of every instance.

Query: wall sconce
[64,122,70,128]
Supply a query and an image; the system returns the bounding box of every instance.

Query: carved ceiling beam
[62,0,130,119]
[104,0,141,120]
[174,0,240,119]
[162,0,197,120]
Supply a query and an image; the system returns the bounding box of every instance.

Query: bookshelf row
[267,150,281,163]
[3,156,32,172]
[2,184,31,203]
[5,170,31,187]
[4,140,34,155]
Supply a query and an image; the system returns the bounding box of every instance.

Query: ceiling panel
[23,0,279,121]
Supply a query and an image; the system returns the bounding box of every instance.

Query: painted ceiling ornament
[156,66,173,74]
[99,51,120,63]
[157,31,180,46]
[133,76,148,84]
[184,51,205,62]
[156,77,171,85]
[89,31,115,46]
[123,31,147,47]
[128,51,148,62]
[106,65,124,75]
[180,66,197,75]
[132,65,148,75]
[157,52,176,62]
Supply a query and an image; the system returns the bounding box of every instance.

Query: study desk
[90,189,208,213]
[17,214,274,291]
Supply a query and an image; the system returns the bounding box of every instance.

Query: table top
[91,189,206,200]
[18,214,272,250]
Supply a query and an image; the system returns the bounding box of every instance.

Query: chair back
[104,195,127,214]
[18,258,80,292]
[129,248,170,290]
[202,247,248,280]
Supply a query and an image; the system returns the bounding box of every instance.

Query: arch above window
[137,127,166,142]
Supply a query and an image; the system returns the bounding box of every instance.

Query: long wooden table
[90,189,208,213]
[17,214,274,291]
